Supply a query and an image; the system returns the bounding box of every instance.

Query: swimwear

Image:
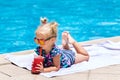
[35,45,75,68]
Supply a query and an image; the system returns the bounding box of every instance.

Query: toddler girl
[34,18,89,73]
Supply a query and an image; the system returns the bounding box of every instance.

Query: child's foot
[67,32,76,44]
[62,31,70,49]
[62,32,68,47]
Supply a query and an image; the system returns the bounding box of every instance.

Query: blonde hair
[36,18,58,39]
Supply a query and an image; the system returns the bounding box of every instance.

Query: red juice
[31,56,44,74]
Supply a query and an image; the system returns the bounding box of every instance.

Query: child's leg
[62,32,70,50]
[67,33,89,63]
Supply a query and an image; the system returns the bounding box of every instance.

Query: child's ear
[51,37,56,42]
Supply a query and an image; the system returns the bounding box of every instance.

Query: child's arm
[44,54,61,72]
[36,54,61,73]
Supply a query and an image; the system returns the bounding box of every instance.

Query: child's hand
[36,62,44,72]
[31,61,34,69]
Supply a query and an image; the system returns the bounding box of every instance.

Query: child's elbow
[56,66,60,71]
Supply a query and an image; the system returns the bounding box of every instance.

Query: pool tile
[0,55,10,65]
[89,73,120,80]
[55,71,89,80]
[0,64,30,77]
[0,72,10,80]
[90,64,120,74]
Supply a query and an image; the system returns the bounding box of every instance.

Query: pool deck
[0,36,120,80]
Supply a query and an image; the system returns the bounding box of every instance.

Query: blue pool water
[0,0,120,54]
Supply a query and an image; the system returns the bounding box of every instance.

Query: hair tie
[40,17,47,25]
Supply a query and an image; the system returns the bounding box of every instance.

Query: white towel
[5,40,120,77]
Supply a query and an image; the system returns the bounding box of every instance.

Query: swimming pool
[0,0,120,54]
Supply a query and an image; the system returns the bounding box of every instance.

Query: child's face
[35,23,57,49]
[34,33,56,49]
